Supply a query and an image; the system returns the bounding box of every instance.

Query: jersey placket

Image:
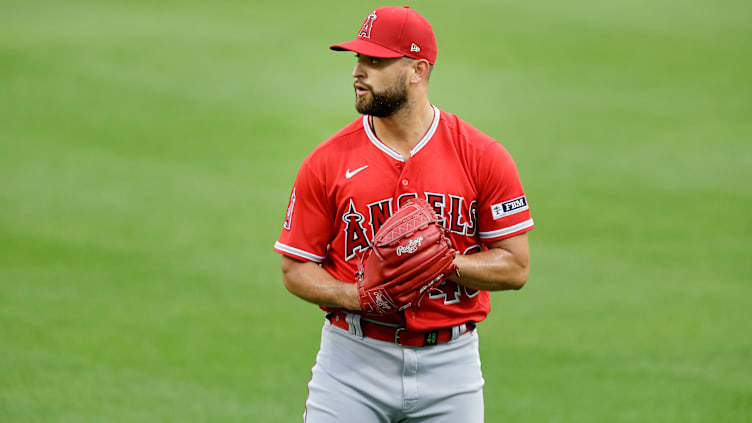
[392,158,414,200]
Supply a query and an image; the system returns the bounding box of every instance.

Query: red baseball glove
[356,198,458,316]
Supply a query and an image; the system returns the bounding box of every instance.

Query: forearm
[449,234,530,291]
[280,256,361,310]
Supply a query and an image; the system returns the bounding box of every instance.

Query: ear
[409,59,431,85]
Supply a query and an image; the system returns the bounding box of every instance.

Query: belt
[326,311,474,347]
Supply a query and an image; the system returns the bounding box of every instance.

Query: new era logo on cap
[330,6,438,64]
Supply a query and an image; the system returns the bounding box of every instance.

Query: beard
[355,74,408,117]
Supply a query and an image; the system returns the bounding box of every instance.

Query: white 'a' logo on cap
[358,11,377,38]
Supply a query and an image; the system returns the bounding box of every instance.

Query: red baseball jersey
[274,106,534,331]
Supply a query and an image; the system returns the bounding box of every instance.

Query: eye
[355,54,381,65]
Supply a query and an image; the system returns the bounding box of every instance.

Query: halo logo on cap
[358,11,377,39]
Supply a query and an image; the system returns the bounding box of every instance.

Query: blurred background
[1,0,750,421]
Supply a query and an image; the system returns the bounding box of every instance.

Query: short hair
[403,56,434,80]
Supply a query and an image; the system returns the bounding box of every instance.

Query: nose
[352,61,366,79]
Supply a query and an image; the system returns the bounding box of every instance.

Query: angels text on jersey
[343,192,477,261]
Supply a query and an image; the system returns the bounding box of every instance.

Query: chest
[329,144,480,246]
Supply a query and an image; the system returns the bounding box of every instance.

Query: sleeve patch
[491,196,529,220]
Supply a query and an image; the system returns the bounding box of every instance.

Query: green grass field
[1,0,751,421]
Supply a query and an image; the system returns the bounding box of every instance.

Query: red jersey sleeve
[274,159,334,263]
[475,141,534,242]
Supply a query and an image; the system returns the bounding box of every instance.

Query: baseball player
[274,5,533,422]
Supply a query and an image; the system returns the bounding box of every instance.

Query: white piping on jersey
[362,105,441,162]
[274,241,326,263]
[479,219,535,239]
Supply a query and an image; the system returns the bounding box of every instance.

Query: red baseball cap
[330,6,438,65]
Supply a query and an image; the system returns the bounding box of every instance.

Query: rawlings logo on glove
[355,198,458,316]
[396,236,423,256]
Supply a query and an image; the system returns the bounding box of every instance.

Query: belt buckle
[394,327,406,345]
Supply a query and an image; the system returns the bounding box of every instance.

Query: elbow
[506,265,530,291]
[281,272,295,294]
[508,276,527,291]
[280,256,301,294]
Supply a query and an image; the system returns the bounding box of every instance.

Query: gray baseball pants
[303,316,485,422]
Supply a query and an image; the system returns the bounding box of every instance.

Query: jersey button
[401,179,408,186]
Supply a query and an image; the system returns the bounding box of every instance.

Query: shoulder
[438,109,503,152]
[297,116,366,177]
[303,116,365,165]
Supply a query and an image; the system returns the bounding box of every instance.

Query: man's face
[352,55,409,117]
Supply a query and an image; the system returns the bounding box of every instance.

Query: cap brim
[329,39,404,59]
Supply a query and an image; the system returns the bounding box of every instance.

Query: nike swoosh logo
[345,165,369,179]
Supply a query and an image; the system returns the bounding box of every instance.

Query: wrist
[346,283,363,311]
[449,254,465,283]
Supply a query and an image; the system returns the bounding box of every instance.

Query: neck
[372,98,434,159]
